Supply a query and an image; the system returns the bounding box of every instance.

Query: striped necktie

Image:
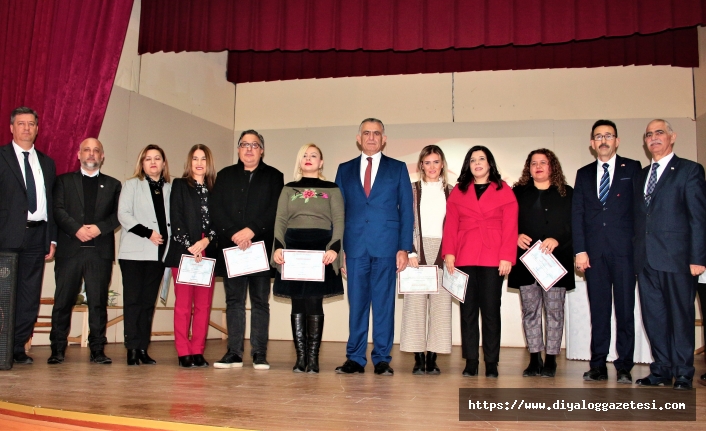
[645,163,659,206]
[598,163,610,205]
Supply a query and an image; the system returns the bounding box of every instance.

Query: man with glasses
[211,129,283,370]
[572,119,641,383]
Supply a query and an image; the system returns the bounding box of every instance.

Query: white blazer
[118,177,171,261]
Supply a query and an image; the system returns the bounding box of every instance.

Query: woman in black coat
[509,148,574,378]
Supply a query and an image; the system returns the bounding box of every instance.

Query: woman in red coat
[442,145,518,378]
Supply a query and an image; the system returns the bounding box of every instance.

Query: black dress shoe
[462,360,478,377]
[636,374,672,386]
[138,349,156,365]
[698,372,706,386]
[616,369,632,384]
[412,352,425,375]
[192,354,209,368]
[335,359,365,374]
[47,349,65,365]
[178,355,195,368]
[13,352,33,364]
[374,361,394,376]
[485,362,499,378]
[426,351,440,375]
[673,376,692,390]
[583,366,608,381]
[540,354,556,377]
[90,350,112,364]
[127,349,140,366]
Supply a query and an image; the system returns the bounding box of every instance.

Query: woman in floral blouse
[272,143,345,373]
[164,144,218,368]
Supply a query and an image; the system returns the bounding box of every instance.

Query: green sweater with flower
[272,178,344,273]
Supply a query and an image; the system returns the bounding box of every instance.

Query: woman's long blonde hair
[131,144,170,182]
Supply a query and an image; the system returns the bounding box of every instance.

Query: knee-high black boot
[291,314,307,373]
[306,315,324,373]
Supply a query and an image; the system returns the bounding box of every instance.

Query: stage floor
[0,340,704,430]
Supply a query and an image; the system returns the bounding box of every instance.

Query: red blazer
[442,181,518,267]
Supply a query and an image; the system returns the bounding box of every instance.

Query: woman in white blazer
[118,144,171,366]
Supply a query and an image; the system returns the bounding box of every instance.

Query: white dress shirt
[359,151,382,188]
[12,141,47,222]
[81,167,100,177]
[643,152,675,194]
[595,154,616,198]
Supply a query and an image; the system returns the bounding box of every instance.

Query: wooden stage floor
[0,340,704,430]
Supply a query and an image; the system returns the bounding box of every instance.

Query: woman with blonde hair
[272,143,344,373]
[401,145,454,375]
[118,144,171,366]
[164,144,218,368]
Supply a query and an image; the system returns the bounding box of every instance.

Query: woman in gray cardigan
[118,144,171,366]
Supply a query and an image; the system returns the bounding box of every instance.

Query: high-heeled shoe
[192,354,209,368]
[127,349,140,366]
[178,355,195,368]
[138,349,156,365]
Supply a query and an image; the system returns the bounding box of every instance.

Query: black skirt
[273,228,344,299]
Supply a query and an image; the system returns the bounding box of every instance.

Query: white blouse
[419,180,446,238]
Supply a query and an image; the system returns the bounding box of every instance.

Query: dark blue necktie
[645,163,659,206]
[598,163,610,205]
[23,151,37,214]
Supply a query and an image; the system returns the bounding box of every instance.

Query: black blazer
[0,143,57,252]
[633,155,706,273]
[164,178,218,268]
[210,160,284,276]
[53,171,121,261]
[572,155,641,259]
[508,183,575,290]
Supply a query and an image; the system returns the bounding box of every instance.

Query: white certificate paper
[281,249,325,282]
[442,267,469,303]
[223,241,271,278]
[519,240,568,291]
[397,265,439,294]
[177,254,216,287]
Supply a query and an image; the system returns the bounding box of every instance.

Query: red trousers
[171,267,215,356]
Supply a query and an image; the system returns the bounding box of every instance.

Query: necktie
[598,163,610,205]
[364,157,372,197]
[23,151,37,214]
[645,163,659,206]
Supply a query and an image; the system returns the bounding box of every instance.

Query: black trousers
[458,265,503,363]
[51,249,113,351]
[119,259,164,350]
[3,223,47,354]
[696,283,706,363]
[223,275,271,357]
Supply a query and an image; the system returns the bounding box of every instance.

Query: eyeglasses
[238,142,262,149]
[644,130,666,139]
[592,134,615,141]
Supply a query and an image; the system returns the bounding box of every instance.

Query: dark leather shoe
[412,352,425,375]
[523,352,543,377]
[47,349,65,365]
[673,376,692,390]
[616,369,632,384]
[335,359,365,374]
[485,362,499,378]
[374,361,394,376]
[14,352,33,364]
[214,350,243,368]
[178,355,195,368]
[636,374,672,386]
[127,349,140,366]
[699,372,706,386]
[583,366,608,381]
[138,349,156,365]
[90,350,112,364]
[192,354,209,368]
[426,351,440,375]
[462,360,478,377]
[540,354,556,377]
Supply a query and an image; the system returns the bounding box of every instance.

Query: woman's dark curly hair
[513,148,568,197]
[457,145,503,193]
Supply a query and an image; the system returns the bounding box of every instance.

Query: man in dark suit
[573,119,641,384]
[334,118,413,376]
[211,129,284,370]
[49,138,121,365]
[633,119,706,390]
[0,106,57,364]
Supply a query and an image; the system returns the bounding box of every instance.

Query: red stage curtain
[139,0,706,53]
[226,27,699,83]
[0,0,134,174]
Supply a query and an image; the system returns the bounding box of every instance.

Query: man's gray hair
[11,106,38,124]
[238,129,265,149]
[358,118,385,135]
[652,118,674,134]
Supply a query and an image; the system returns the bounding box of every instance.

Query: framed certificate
[176,254,216,287]
[397,265,439,294]
[519,240,568,291]
[442,267,469,303]
[223,241,271,278]
[281,249,325,282]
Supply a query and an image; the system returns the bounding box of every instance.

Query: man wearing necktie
[633,119,706,390]
[0,107,57,364]
[334,118,413,375]
[572,120,641,384]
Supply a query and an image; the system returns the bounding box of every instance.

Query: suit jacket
[0,143,57,252]
[411,180,452,266]
[53,171,121,261]
[164,178,218,268]
[633,154,706,273]
[210,160,284,276]
[117,177,171,261]
[509,183,575,290]
[442,181,518,267]
[572,155,641,258]
[334,154,413,258]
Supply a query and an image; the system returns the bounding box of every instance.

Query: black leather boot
[541,354,557,377]
[306,315,323,373]
[523,352,543,377]
[462,359,478,377]
[485,362,499,378]
[291,314,307,373]
[127,349,140,366]
[426,351,440,375]
[412,352,425,375]
[138,349,156,365]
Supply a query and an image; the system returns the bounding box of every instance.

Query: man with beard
[49,138,121,364]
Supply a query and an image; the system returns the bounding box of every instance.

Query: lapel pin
[100,185,104,188]
[671,167,674,170]
[620,164,625,167]
[617,194,620,197]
